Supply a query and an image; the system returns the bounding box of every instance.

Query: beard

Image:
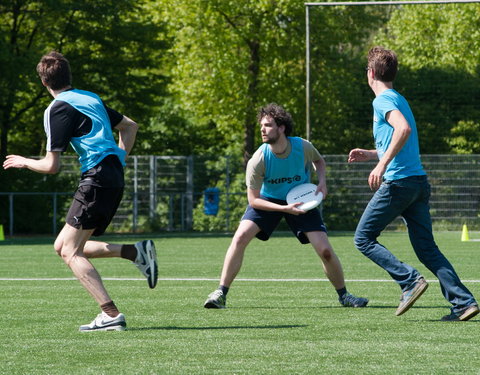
[264,131,280,145]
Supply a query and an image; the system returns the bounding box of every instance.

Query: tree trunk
[243,39,260,167]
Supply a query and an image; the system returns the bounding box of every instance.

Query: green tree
[0,0,167,161]
[160,0,308,164]
[161,1,387,161]
[374,3,480,153]
[448,120,480,154]
[306,4,387,153]
[0,0,170,235]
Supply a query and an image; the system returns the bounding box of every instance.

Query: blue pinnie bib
[260,137,310,200]
[55,89,126,172]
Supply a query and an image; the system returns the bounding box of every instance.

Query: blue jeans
[354,175,476,312]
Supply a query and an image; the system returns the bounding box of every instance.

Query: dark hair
[36,51,72,90]
[257,103,294,136]
[367,46,398,82]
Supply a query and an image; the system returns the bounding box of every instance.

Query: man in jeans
[348,46,478,321]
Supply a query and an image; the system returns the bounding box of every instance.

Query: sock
[101,301,120,318]
[121,244,137,262]
[219,285,229,296]
[336,287,347,299]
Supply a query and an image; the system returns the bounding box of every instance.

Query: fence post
[168,193,174,231]
[186,155,194,230]
[52,193,57,236]
[133,156,138,233]
[149,156,157,219]
[9,193,13,236]
[181,192,185,231]
[225,156,231,231]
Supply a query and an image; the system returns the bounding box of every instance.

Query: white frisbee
[286,183,323,211]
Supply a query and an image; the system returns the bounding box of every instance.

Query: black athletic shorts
[241,196,327,244]
[66,185,124,236]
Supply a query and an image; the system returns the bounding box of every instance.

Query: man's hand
[3,155,29,170]
[368,163,386,191]
[316,182,327,199]
[284,202,308,215]
[348,148,375,163]
[3,151,60,174]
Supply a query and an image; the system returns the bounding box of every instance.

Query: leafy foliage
[0,0,167,161]
[2,1,480,234]
[374,3,480,153]
[159,0,308,161]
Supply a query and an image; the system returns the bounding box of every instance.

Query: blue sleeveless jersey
[54,89,126,172]
[260,137,310,200]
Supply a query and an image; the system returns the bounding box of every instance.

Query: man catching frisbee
[204,103,368,309]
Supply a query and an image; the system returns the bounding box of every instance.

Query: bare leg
[55,225,124,259]
[306,231,345,290]
[219,220,260,287]
[54,223,112,305]
[83,241,122,258]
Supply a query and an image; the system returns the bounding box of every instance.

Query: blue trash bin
[204,187,220,215]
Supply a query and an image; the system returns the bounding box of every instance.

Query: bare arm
[247,188,306,215]
[348,149,378,163]
[368,109,411,190]
[114,116,138,157]
[312,157,328,198]
[3,151,61,174]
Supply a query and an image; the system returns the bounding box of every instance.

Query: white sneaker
[134,240,158,289]
[79,312,126,332]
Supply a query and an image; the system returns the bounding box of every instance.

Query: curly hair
[36,51,72,90]
[367,46,398,83]
[257,103,294,136]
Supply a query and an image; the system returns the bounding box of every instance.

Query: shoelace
[210,290,223,299]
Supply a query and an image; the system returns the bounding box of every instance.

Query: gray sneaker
[134,240,158,289]
[441,304,479,321]
[339,293,369,307]
[79,312,126,332]
[396,277,428,316]
[204,289,226,309]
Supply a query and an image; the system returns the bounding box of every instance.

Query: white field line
[0,277,479,283]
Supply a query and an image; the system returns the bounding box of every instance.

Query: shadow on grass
[365,305,447,310]
[129,324,308,331]
[421,319,480,323]
[235,305,448,310]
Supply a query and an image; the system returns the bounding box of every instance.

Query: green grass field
[0,232,479,374]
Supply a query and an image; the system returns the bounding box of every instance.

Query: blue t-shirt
[260,137,310,200]
[372,89,425,180]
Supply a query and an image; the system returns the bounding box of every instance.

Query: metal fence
[324,154,480,231]
[1,154,480,236]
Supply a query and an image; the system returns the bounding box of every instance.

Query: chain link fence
[324,154,480,231]
[1,154,480,236]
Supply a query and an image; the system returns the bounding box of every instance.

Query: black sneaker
[441,304,479,321]
[339,293,369,307]
[396,277,428,316]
